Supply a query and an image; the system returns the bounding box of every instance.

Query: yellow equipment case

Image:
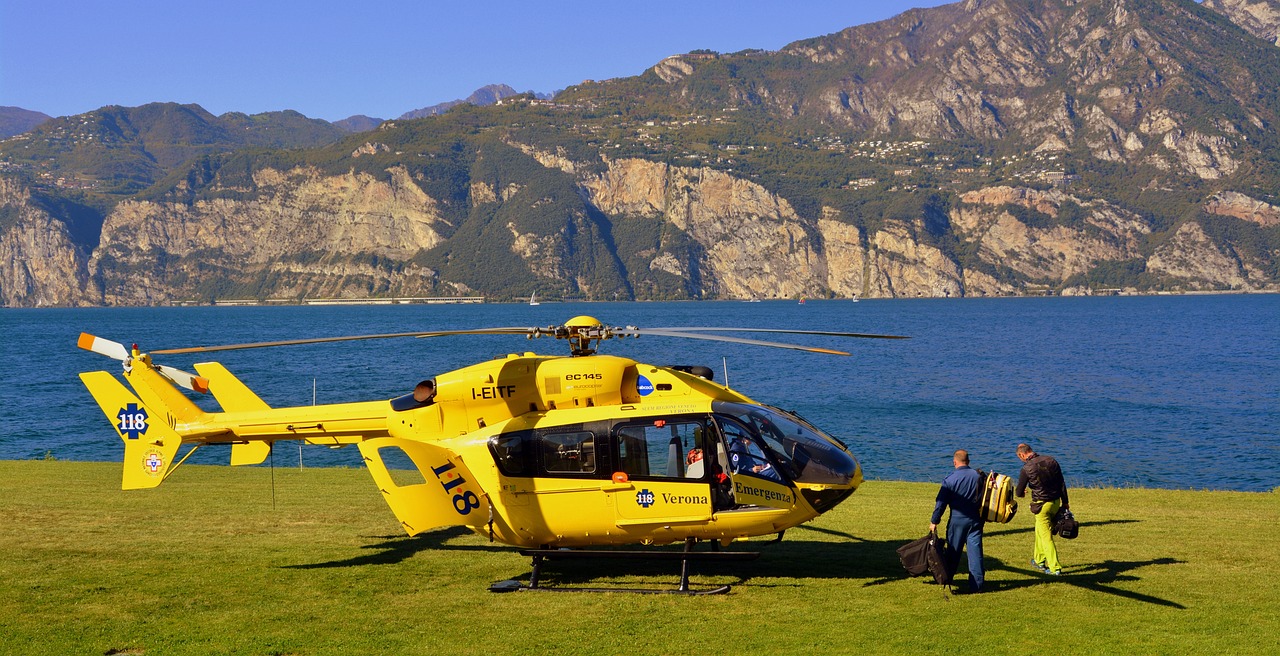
[979,471,1018,523]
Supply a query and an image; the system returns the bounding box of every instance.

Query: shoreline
[9,459,1274,494]
[5,286,1280,308]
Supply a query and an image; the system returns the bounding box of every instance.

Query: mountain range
[0,107,53,139]
[397,84,526,120]
[2,0,1279,307]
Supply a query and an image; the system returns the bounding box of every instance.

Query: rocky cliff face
[100,166,445,262]
[1203,191,1280,226]
[581,157,824,298]
[632,0,1279,183]
[573,155,970,299]
[568,155,1276,299]
[1204,0,1280,46]
[86,166,449,304]
[4,155,1277,305]
[1147,221,1237,287]
[1145,191,1280,289]
[0,179,97,306]
[952,186,1151,282]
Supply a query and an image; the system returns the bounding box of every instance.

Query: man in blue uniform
[929,449,984,593]
[727,434,781,482]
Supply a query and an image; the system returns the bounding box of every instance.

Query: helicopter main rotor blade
[127,319,905,357]
[150,327,536,355]
[645,327,910,340]
[617,328,853,355]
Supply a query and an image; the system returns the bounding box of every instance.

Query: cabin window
[539,431,596,474]
[489,430,534,476]
[614,417,710,480]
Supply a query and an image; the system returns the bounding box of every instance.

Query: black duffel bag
[897,533,932,576]
[1052,508,1079,539]
[897,530,952,584]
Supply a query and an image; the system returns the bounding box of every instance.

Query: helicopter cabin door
[610,417,714,526]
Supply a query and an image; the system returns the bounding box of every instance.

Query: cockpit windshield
[713,402,859,487]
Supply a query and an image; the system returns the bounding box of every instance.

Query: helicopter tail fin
[79,371,184,490]
[193,362,273,466]
[193,362,271,411]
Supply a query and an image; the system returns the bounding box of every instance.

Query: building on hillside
[1042,171,1080,186]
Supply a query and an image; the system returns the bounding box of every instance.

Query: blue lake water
[1,295,1276,491]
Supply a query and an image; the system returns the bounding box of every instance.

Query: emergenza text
[734,481,793,504]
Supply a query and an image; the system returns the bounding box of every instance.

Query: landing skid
[489,538,760,595]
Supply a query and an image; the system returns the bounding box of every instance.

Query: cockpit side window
[718,416,786,483]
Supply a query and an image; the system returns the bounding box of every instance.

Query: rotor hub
[560,316,610,356]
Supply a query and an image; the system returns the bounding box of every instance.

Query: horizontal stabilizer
[231,441,272,466]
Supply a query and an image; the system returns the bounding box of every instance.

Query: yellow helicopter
[77,316,906,593]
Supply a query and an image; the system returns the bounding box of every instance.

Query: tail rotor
[78,333,210,393]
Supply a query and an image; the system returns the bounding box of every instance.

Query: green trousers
[1033,498,1063,572]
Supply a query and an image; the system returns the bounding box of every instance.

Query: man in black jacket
[1015,443,1069,576]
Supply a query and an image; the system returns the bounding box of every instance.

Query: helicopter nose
[800,473,861,514]
[795,451,861,513]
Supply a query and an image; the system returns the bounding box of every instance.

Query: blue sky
[1,1,952,122]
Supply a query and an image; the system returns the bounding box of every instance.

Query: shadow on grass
[284,519,1185,607]
[854,518,1186,608]
[503,555,752,592]
[976,557,1188,608]
[500,528,899,592]
[283,525,505,569]
[518,518,1185,606]
[982,518,1139,539]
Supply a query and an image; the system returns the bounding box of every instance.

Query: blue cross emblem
[117,403,149,439]
[636,489,655,508]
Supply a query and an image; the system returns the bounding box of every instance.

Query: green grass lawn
[2,461,1277,655]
